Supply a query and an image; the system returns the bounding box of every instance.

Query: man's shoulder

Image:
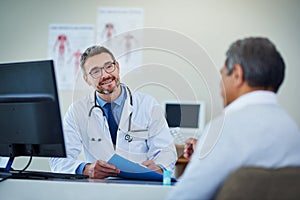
[66,94,92,115]
[219,103,298,134]
[132,91,157,103]
[72,94,91,106]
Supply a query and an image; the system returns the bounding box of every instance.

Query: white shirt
[167,91,300,200]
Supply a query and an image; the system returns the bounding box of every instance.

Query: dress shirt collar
[96,85,126,107]
[224,90,278,114]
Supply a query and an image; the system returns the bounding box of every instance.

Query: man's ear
[83,74,92,86]
[232,64,244,87]
[115,61,120,72]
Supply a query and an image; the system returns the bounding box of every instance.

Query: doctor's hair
[225,37,285,93]
[80,45,116,74]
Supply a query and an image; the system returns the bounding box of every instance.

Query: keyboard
[0,171,11,178]
[8,170,89,180]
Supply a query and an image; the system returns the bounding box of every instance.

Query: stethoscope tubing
[88,83,133,132]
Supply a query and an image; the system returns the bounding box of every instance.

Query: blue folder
[107,154,177,182]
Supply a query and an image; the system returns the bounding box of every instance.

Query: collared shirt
[167,90,300,200]
[95,84,127,124]
[224,90,277,114]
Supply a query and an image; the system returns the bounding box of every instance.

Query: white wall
[1,0,299,171]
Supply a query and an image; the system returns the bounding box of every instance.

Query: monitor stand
[0,155,88,180]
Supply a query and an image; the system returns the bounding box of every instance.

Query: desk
[175,144,189,178]
[0,178,174,200]
[175,156,189,178]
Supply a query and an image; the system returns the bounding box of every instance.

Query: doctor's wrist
[82,163,91,176]
[76,162,88,175]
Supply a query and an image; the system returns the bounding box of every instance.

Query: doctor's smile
[98,77,117,95]
[101,78,114,86]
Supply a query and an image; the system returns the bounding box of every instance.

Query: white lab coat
[50,88,177,174]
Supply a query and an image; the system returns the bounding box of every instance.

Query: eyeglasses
[88,61,116,79]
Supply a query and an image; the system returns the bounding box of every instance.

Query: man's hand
[183,138,198,159]
[141,160,163,174]
[83,160,120,179]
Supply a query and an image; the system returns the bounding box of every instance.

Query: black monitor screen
[165,103,200,128]
[0,60,66,158]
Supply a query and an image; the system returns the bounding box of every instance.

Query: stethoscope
[88,83,139,143]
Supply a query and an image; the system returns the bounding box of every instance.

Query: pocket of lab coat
[117,130,148,163]
[85,115,114,158]
[128,130,149,153]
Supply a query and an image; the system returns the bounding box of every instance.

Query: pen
[149,150,161,160]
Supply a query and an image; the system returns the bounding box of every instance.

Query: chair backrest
[216,167,300,200]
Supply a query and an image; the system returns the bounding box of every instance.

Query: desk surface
[0,178,174,200]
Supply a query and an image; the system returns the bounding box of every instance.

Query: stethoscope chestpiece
[124,134,133,142]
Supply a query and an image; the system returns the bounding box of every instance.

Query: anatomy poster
[48,24,95,90]
[97,7,144,76]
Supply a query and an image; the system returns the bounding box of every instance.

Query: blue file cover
[107,154,177,182]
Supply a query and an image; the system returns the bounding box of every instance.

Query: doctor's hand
[183,137,198,160]
[141,160,163,174]
[83,160,120,179]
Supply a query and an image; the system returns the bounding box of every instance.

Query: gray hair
[225,37,285,93]
[80,46,116,74]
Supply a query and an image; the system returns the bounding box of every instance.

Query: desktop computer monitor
[0,60,66,172]
[164,101,205,142]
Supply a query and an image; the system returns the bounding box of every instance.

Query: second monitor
[164,101,205,141]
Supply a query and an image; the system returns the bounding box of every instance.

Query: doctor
[50,46,177,179]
